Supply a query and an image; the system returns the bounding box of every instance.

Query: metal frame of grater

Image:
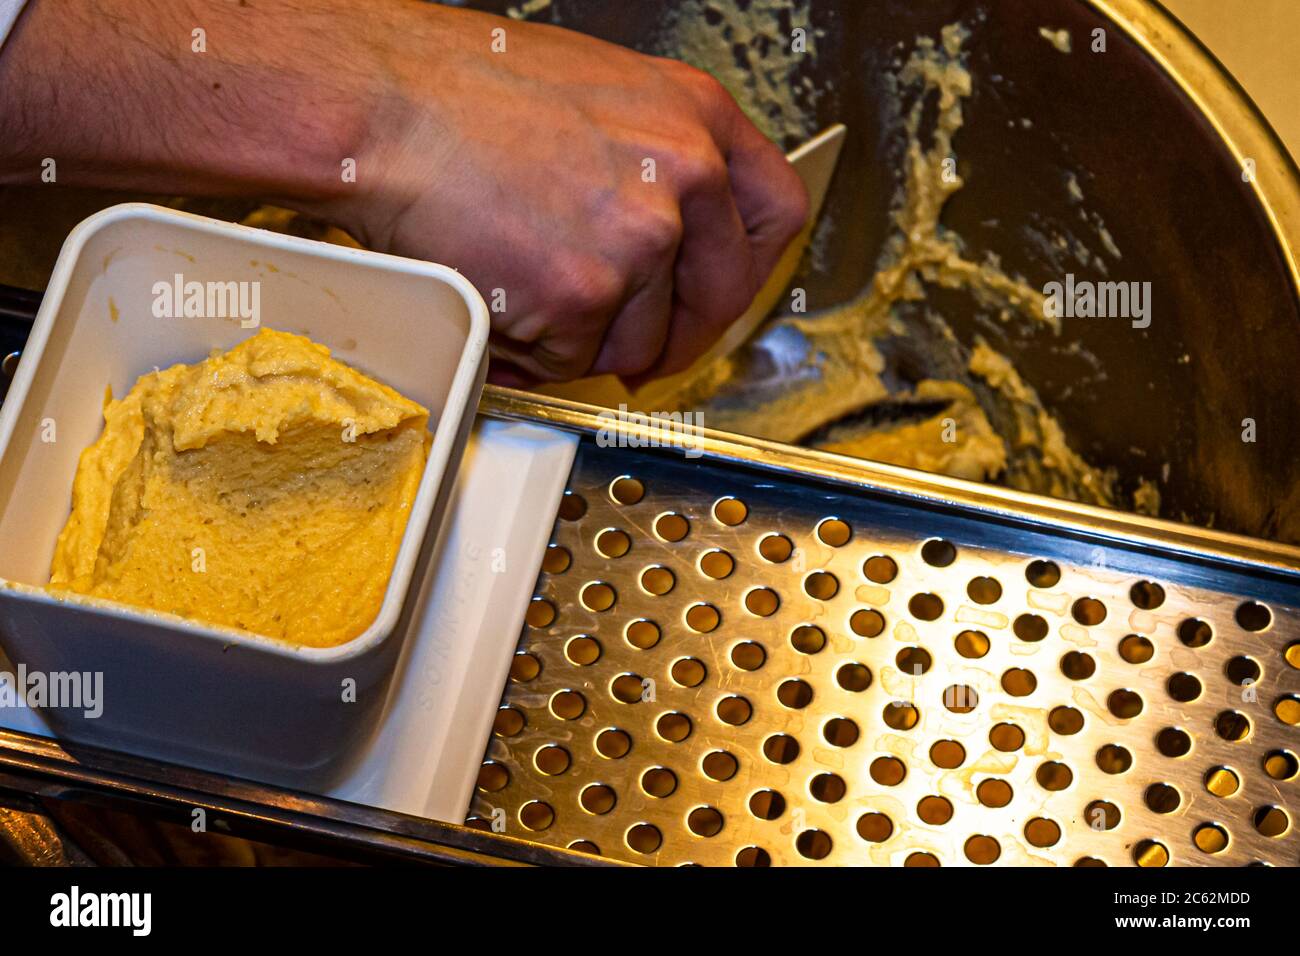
[0,385,1295,867]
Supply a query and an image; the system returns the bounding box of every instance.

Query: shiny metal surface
[464,0,1300,542]
[470,392,1299,866]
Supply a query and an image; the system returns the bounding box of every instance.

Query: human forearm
[0,0,386,201]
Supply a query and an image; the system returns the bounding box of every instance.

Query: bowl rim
[0,201,490,663]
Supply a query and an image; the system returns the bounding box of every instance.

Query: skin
[0,0,809,385]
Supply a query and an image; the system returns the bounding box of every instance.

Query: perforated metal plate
[469,439,1300,867]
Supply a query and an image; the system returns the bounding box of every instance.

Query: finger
[587,251,675,378]
[486,357,540,389]
[725,113,811,282]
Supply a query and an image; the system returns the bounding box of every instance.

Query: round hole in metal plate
[1119,634,1154,664]
[850,608,885,638]
[1133,841,1169,867]
[625,618,661,649]
[777,679,814,710]
[1214,710,1251,741]
[816,518,851,547]
[595,728,631,759]
[1025,559,1061,588]
[762,734,800,765]
[1096,744,1132,775]
[804,570,839,601]
[918,795,953,826]
[966,576,1002,605]
[1275,696,1300,726]
[955,629,989,659]
[1085,800,1121,831]
[745,587,780,617]
[717,695,753,725]
[1048,706,1084,735]
[810,773,847,804]
[687,806,725,838]
[526,597,556,628]
[641,767,677,798]
[568,840,600,856]
[905,852,940,868]
[823,717,859,748]
[989,723,1025,752]
[609,475,645,505]
[654,512,690,542]
[731,641,766,671]
[908,592,944,621]
[921,538,957,567]
[1060,651,1096,681]
[699,548,735,579]
[1013,613,1048,642]
[1025,818,1061,848]
[565,635,601,666]
[1204,766,1240,797]
[857,812,893,842]
[1036,761,1074,791]
[595,528,631,559]
[883,702,919,730]
[701,750,738,781]
[1235,601,1272,632]
[863,555,897,584]
[1264,749,1299,780]
[896,646,931,675]
[493,707,525,737]
[534,744,571,776]
[476,761,509,792]
[1193,824,1229,854]
[791,624,826,654]
[943,684,978,714]
[759,533,794,563]
[1129,580,1165,610]
[1107,689,1144,719]
[869,756,907,786]
[580,582,616,612]
[670,657,706,688]
[557,492,587,521]
[519,801,554,832]
[1224,656,1261,686]
[976,778,1013,808]
[836,662,872,692]
[550,689,587,720]
[713,497,748,526]
[964,835,1001,865]
[510,652,541,683]
[930,739,965,769]
[1166,672,1201,703]
[641,565,675,596]
[1177,617,1213,648]
[656,712,692,743]
[541,544,571,574]
[1144,783,1181,814]
[795,829,833,861]
[735,846,771,867]
[1071,597,1107,626]
[625,823,662,854]
[610,674,645,705]
[1001,668,1037,697]
[1156,727,1192,758]
[685,602,720,633]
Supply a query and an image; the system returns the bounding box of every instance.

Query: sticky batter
[47,329,430,647]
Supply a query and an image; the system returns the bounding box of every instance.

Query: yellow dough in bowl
[47,329,430,648]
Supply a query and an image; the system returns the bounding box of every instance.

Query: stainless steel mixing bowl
[463,0,1300,542]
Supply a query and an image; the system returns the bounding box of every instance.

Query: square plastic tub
[0,203,489,778]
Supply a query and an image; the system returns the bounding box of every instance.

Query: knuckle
[551,255,625,318]
[671,140,729,195]
[627,203,683,260]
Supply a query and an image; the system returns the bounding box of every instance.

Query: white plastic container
[0,203,489,777]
